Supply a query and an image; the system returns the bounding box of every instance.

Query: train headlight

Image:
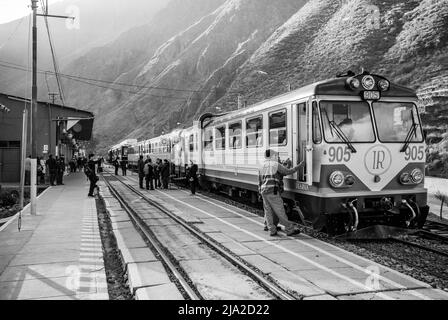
[345,175,355,186]
[329,171,345,188]
[361,75,375,90]
[347,78,360,90]
[410,168,423,184]
[378,79,390,91]
[400,172,411,184]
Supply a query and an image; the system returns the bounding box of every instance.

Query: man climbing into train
[258,149,303,236]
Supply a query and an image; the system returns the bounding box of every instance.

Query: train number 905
[404,146,424,161]
[328,146,351,163]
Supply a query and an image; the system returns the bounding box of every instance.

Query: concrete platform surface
[117,173,448,301]
[0,173,108,300]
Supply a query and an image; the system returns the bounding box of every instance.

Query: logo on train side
[364,145,392,176]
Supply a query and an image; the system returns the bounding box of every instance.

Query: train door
[296,102,307,182]
[296,100,313,185]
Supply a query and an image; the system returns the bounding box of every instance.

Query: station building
[0,93,94,183]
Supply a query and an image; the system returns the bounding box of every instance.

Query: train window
[195,134,198,151]
[246,116,263,148]
[373,102,423,143]
[229,121,242,149]
[215,126,226,150]
[320,101,375,143]
[269,110,287,146]
[204,128,214,151]
[189,135,194,152]
[312,102,322,144]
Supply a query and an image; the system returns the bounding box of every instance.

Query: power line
[0,61,201,101]
[0,15,26,51]
[0,58,240,95]
[40,0,66,106]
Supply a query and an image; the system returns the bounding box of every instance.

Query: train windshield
[373,102,423,143]
[320,101,375,143]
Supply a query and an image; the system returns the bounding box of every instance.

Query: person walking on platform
[113,157,120,175]
[121,158,127,176]
[258,149,303,237]
[161,159,170,189]
[86,154,99,197]
[45,154,57,186]
[188,160,198,195]
[144,158,154,190]
[137,155,145,189]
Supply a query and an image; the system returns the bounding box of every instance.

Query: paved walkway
[0,173,108,300]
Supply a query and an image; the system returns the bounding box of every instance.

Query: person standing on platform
[56,156,65,185]
[113,157,120,175]
[153,159,160,189]
[39,156,46,184]
[161,159,170,189]
[144,157,154,190]
[121,157,127,176]
[188,160,198,195]
[137,155,145,189]
[258,149,303,237]
[45,154,57,186]
[86,154,99,197]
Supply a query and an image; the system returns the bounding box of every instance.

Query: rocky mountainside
[1,0,447,154]
[60,0,307,151]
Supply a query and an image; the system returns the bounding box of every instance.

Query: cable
[0,58,241,95]
[0,61,202,100]
[40,0,65,106]
[0,16,26,51]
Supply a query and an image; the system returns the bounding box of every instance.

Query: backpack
[84,164,93,177]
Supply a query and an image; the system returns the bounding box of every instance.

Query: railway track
[101,173,298,300]
[418,220,448,243]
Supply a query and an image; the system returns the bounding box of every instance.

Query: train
[108,71,429,235]
[108,139,137,163]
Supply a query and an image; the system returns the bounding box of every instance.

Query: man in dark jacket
[113,157,120,175]
[188,161,198,195]
[137,155,145,189]
[45,154,57,186]
[144,157,154,190]
[56,156,65,185]
[121,158,127,176]
[87,154,99,197]
[161,159,170,189]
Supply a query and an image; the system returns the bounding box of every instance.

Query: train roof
[205,72,417,126]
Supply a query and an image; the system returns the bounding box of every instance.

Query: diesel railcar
[112,71,428,234]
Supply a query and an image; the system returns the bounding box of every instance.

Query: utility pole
[29,0,74,215]
[31,0,73,158]
[31,0,38,158]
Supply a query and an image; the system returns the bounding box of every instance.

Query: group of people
[137,156,171,190]
[25,154,66,186]
[106,150,303,238]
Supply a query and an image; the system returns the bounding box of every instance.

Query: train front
[311,72,428,234]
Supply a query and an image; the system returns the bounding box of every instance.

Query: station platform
[115,172,448,300]
[0,173,108,300]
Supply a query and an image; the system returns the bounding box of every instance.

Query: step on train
[108,71,428,235]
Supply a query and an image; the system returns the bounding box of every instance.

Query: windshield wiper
[400,123,418,152]
[329,120,357,153]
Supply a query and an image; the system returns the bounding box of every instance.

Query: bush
[0,191,18,207]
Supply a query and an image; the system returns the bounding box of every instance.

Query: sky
[0,0,63,24]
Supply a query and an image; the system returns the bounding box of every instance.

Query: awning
[67,117,94,141]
